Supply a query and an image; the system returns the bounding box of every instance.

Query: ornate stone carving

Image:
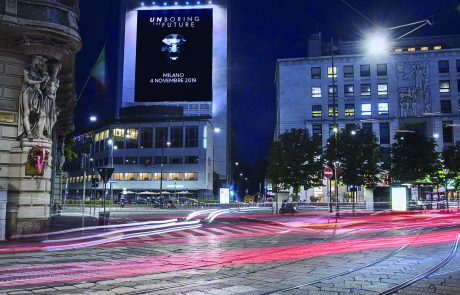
[18,55,62,139]
[397,61,432,117]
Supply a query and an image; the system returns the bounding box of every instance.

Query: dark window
[140,156,152,166]
[169,157,183,164]
[103,158,108,166]
[457,80,460,92]
[154,156,167,165]
[457,60,460,72]
[361,84,371,96]
[328,85,337,97]
[140,128,153,149]
[360,64,370,77]
[312,105,322,117]
[441,100,452,113]
[113,157,124,165]
[438,60,450,73]
[345,124,356,134]
[311,67,321,79]
[312,124,322,143]
[200,103,210,109]
[155,127,168,148]
[443,121,453,143]
[185,126,199,147]
[170,126,183,148]
[362,123,372,134]
[343,65,354,78]
[380,147,391,170]
[379,123,390,144]
[344,84,354,96]
[125,157,138,165]
[377,64,387,76]
[185,156,199,164]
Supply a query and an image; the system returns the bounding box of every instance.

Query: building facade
[0,0,81,239]
[118,0,230,186]
[275,34,460,202]
[65,106,214,201]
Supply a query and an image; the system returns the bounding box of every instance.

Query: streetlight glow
[214,127,221,133]
[89,116,97,122]
[351,130,357,136]
[365,31,390,55]
[434,133,439,139]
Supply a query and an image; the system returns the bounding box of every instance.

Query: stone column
[7,139,52,238]
[0,188,6,241]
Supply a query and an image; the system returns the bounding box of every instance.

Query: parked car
[279,200,297,214]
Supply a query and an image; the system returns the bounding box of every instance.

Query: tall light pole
[107,138,116,207]
[444,168,450,211]
[159,138,170,198]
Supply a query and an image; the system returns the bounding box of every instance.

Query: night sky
[75,0,460,188]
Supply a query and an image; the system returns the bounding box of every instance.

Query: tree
[390,132,442,182]
[443,141,460,191]
[324,127,382,188]
[266,128,323,200]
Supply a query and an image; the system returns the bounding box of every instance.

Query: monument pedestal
[6,139,52,239]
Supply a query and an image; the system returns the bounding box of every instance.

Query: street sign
[324,167,333,179]
[97,168,114,184]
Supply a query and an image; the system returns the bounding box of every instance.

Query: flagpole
[77,42,107,102]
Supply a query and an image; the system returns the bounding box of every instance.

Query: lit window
[153,173,165,180]
[378,83,388,96]
[327,66,337,78]
[311,86,322,98]
[139,173,152,181]
[440,80,451,93]
[361,84,371,96]
[168,172,183,181]
[395,48,403,52]
[378,103,389,115]
[421,46,428,51]
[312,105,322,117]
[185,172,198,181]
[434,45,442,50]
[124,173,137,181]
[328,85,337,97]
[328,105,338,117]
[345,104,355,116]
[361,103,372,116]
[112,173,123,181]
[408,48,416,52]
[344,84,354,96]
[311,67,321,79]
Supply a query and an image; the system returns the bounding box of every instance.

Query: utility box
[0,189,6,241]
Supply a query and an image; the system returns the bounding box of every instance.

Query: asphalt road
[1,209,460,294]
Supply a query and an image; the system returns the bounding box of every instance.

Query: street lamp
[333,161,341,218]
[107,138,115,207]
[89,115,97,122]
[159,139,171,198]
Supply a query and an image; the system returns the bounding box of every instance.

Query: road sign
[97,168,114,183]
[324,167,333,179]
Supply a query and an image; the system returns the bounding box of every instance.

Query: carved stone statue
[18,55,62,139]
[19,55,49,138]
[40,62,62,138]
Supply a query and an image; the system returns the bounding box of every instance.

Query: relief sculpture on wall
[18,55,61,139]
[397,61,432,117]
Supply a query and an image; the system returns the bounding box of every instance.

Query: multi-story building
[65,105,214,201]
[275,34,460,202]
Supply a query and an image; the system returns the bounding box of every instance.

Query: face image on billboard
[135,8,213,102]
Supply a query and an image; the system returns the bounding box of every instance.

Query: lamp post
[159,139,170,199]
[334,161,341,218]
[444,168,450,211]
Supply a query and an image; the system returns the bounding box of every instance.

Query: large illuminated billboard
[391,187,407,211]
[135,9,212,102]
